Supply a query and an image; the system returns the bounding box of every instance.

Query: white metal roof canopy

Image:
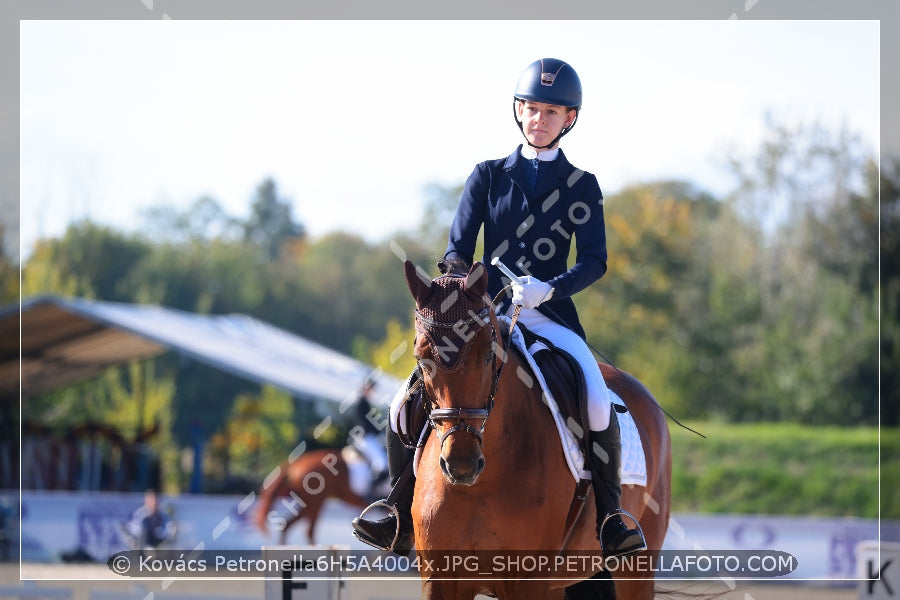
[2,296,398,405]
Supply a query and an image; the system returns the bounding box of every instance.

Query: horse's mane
[437,256,471,277]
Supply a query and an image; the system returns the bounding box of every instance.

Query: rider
[352,58,646,558]
[349,377,389,489]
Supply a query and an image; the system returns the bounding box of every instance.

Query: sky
[19,20,880,259]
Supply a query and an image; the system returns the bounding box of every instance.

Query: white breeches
[389,307,612,435]
[513,307,612,432]
[353,432,388,474]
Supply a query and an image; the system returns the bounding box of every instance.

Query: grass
[668,421,897,519]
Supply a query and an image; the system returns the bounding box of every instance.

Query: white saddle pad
[501,316,648,486]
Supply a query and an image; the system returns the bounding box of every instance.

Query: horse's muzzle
[440,453,485,486]
[430,406,489,485]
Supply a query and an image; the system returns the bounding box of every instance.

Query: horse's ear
[464,262,488,299]
[404,260,434,306]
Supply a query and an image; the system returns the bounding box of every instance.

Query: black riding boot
[588,410,646,557]
[351,426,415,555]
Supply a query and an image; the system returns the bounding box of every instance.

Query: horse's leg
[613,576,655,600]
[546,589,567,600]
[338,483,368,510]
[421,579,473,600]
[304,503,322,545]
[420,580,446,600]
[280,513,303,545]
[565,571,616,600]
[502,582,562,600]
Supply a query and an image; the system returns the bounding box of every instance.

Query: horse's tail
[253,462,289,535]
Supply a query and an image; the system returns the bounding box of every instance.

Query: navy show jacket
[445,145,608,339]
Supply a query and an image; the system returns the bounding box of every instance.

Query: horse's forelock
[415,274,491,372]
[418,274,483,321]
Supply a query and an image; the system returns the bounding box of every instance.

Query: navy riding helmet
[513,58,583,149]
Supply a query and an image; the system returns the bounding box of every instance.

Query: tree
[141,195,241,245]
[0,227,18,304]
[125,237,268,314]
[718,119,878,424]
[579,180,725,419]
[22,222,152,300]
[243,178,306,261]
[285,231,424,354]
[417,182,463,249]
[368,318,417,379]
[881,157,900,426]
[23,360,178,491]
[207,385,298,489]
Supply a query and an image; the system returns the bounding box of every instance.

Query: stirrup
[352,499,402,553]
[599,508,647,557]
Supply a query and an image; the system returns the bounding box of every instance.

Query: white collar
[520,146,560,161]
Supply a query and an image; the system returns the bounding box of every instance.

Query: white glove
[511,276,555,309]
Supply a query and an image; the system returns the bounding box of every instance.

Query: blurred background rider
[350,377,388,491]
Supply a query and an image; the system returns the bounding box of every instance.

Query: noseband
[415,303,506,448]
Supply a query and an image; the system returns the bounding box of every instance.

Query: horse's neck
[483,352,549,471]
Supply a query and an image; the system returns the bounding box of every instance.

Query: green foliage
[670,421,888,518]
[124,237,269,314]
[418,181,464,248]
[368,318,417,379]
[23,221,152,300]
[880,157,900,427]
[23,361,180,492]
[0,227,18,304]
[242,178,306,261]
[24,362,172,435]
[718,122,878,424]
[141,195,241,245]
[206,385,298,486]
[578,120,880,426]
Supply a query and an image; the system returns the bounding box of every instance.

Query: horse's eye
[413,336,428,361]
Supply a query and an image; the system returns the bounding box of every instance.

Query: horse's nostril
[476,457,485,475]
[440,456,456,479]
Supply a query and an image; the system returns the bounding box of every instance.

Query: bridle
[414,287,520,450]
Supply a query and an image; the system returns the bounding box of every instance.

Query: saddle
[502,319,593,461]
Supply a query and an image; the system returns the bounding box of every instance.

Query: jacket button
[518,242,526,249]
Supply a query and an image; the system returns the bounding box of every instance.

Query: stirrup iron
[599,508,647,557]
[352,499,402,553]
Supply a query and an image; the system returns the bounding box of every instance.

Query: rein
[417,287,520,449]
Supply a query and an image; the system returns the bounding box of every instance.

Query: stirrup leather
[352,499,403,553]
[598,508,647,557]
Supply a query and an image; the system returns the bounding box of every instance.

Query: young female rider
[352,57,645,559]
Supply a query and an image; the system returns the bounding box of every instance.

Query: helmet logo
[540,72,556,86]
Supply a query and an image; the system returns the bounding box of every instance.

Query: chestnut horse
[253,448,368,544]
[405,260,671,600]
